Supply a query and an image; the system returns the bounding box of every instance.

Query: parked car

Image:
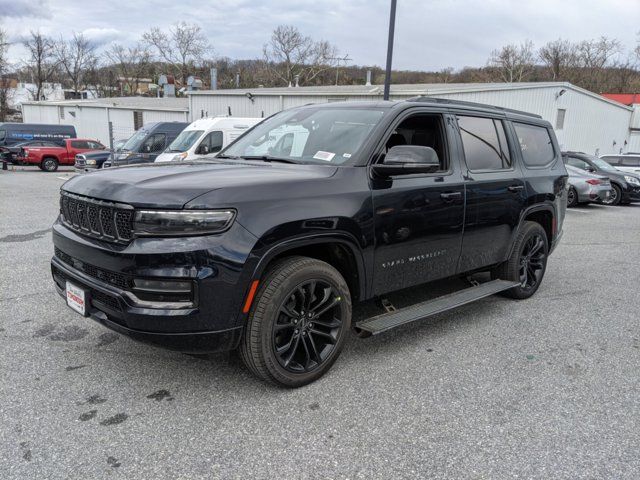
[74,139,127,173]
[0,123,76,148]
[154,117,262,163]
[103,122,188,168]
[18,138,106,172]
[562,151,640,205]
[565,164,611,207]
[51,99,567,387]
[1,140,61,164]
[600,153,640,176]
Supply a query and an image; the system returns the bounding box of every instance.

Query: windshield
[222,107,385,165]
[166,130,204,152]
[0,130,5,142]
[591,157,618,171]
[121,129,148,152]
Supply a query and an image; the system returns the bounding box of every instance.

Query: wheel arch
[507,204,556,258]
[250,233,367,303]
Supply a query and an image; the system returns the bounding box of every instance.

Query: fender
[505,202,556,259]
[248,231,368,302]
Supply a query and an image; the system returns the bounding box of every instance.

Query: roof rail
[406,96,542,119]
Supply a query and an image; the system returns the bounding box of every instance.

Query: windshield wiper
[240,155,299,164]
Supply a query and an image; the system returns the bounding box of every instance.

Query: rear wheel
[41,157,59,172]
[492,221,548,299]
[239,256,352,387]
[602,183,621,206]
[567,186,578,207]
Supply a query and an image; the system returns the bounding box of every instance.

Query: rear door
[371,110,466,295]
[455,114,526,273]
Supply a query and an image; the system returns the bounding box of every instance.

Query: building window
[58,106,65,120]
[133,111,143,130]
[555,109,566,130]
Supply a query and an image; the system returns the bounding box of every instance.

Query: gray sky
[2,0,639,70]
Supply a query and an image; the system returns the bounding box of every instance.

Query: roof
[21,96,189,112]
[188,81,631,111]
[600,93,640,106]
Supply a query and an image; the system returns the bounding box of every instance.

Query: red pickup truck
[18,138,106,172]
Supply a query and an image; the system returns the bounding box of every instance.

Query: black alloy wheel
[273,280,343,373]
[518,233,546,291]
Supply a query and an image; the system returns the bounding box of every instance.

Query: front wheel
[239,256,352,387]
[492,221,548,299]
[41,157,59,172]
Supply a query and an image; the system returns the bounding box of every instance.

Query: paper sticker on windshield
[313,151,335,161]
[343,153,352,158]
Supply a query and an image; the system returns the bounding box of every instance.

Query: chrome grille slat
[60,192,133,244]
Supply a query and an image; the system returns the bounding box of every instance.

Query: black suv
[51,99,567,387]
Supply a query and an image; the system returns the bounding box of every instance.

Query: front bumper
[51,219,259,353]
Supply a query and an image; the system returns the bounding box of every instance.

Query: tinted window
[458,116,511,171]
[565,156,590,171]
[71,141,90,149]
[622,157,640,167]
[514,123,555,167]
[201,131,223,153]
[142,133,166,153]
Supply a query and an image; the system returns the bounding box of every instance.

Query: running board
[355,279,520,336]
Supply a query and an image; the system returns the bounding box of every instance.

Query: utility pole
[383,0,397,101]
[329,54,352,86]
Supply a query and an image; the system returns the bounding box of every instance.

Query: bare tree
[488,40,536,82]
[538,38,577,80]
[104,42,151,95]
[263,25,338,86]
[0,27,12,121]
[55,33,97,96]
[143,21,210,85]
[23,31,58,101]
[575,36,622,91]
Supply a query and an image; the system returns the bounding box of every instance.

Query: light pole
[383,0,397,101]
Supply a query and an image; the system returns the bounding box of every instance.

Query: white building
[9,82,64,108]
[21,97,189,146]
[187,82,633,155]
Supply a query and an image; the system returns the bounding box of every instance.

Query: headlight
[133,210,236,236]
[172,152,188,161]
[85,159,96,165]
[624,175,640,186]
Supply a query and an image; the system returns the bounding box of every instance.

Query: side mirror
[372,145,440,177]
[143,144,152,153]
[197,144,209,155]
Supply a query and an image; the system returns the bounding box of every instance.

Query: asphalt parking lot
[1,168,639,479]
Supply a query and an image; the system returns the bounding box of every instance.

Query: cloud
[0,0,51,18]
[81,28,124,47]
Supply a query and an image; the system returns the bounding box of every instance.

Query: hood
[61,160,338,209]
[79,149,111,159]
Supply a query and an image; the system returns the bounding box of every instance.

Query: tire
[492,221,548,300]
[239,256,352,388]
[567,186,578,208]
[602,183,621,206]
[41,157,59,172]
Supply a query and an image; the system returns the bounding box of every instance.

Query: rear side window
[457,116,511,171]
[514,123,555,167]
[71,141,90,149]
[622,157,640,167]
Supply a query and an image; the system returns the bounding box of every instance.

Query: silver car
[565,164,611,207]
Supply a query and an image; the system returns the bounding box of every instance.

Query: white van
[600,154,640,176]
[244,124,310,157]
[154,117,262,163]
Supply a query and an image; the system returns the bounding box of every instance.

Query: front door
[371,112,466,295]
[454,114,526,273]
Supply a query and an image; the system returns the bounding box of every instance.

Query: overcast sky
[2,0,638,71]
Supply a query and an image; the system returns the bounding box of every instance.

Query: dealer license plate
[66,281,88,316]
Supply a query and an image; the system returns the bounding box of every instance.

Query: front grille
[51,265,122,312]
[60,192,134,244]
[55,247,133,290]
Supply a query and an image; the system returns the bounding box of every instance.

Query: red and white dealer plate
[66,281,88,316]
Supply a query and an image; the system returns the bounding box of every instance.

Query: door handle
[507,185,524,192]
[440,191,462,202]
